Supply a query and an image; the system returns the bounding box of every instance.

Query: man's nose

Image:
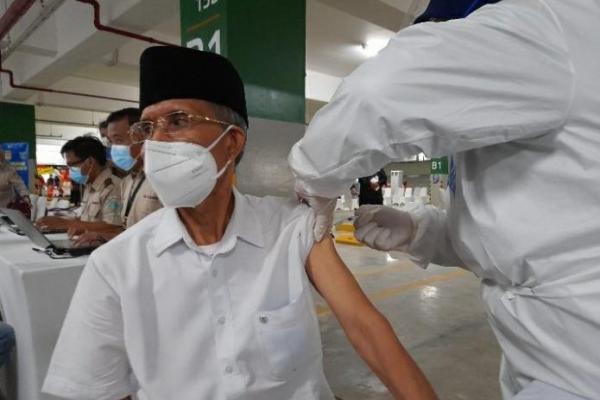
[150,129,172,142]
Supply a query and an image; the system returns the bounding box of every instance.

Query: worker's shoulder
[465,0,561,35]
[99,172,122,193]
[106,172,122,187]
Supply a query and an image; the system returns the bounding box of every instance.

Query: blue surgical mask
[69,166,88,185]
[111,145,136,171]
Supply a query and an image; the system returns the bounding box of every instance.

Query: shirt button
[218,316,226,325]
[211,269,218,278]
[224,365,233,374]
[259,316,268,324]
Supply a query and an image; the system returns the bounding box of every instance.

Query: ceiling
[0,0,422,124]
[307,0,402,77]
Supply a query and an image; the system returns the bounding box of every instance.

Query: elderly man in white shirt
[42,46,437,400]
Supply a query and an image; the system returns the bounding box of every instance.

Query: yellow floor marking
[335,223,355,232]
[316,270,467,318]
[335,235,363,246]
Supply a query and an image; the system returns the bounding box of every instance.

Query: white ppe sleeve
[42,256,134,400]
[289,0,575,198]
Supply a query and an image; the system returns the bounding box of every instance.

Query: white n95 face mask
[144,126,233,208]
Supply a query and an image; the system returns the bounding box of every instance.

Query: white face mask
[144,126,233,208]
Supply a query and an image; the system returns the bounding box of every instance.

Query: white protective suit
[289,0,600,399]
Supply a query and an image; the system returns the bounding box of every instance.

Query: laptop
[0,208,96,256]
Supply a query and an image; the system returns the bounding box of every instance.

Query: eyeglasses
[129,111,234,143]
[66,158,86,168]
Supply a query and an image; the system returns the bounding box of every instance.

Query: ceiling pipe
[2,0,67,59]
[1,0,176,103]
[75,0,176,46]
[0,0,37,40]
[0,55,137,103]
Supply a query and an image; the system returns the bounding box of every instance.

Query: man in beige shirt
[0,147,30,208]
[105,108,161,228]
[70,108,162,247]
[119,169,161,228]
[37,136,123,232]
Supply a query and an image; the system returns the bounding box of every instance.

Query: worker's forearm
[347,312,438,400]
[407,206,464,269]
[75,220,123,233]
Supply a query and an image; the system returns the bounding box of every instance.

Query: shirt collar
[130,166,144,179]
[152,188,265,257]
[88,168,112,191]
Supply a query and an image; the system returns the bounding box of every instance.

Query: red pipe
[76,0,176,46]
[0,0,36,40]
[0,57,137,103]
[0,0,175,103]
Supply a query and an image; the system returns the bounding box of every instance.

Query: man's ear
[82,157,92,172]
[227,128,246,162]
[130,142,143,159]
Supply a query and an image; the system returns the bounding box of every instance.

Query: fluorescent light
[420,286,439,300]
[361,38,389,57]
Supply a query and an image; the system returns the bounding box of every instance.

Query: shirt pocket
[254,290,321,381]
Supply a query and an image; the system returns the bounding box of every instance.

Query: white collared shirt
[43,189,335,400]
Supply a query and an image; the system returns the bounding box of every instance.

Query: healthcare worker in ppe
[289,1,600,399]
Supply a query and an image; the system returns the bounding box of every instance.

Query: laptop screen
[0,208,53,249]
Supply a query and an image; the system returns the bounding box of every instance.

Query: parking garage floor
[320,244,502,400]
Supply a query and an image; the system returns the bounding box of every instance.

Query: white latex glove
[354,205,415,251]
[295,181,337,242]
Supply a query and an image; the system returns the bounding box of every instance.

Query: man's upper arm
[305,237,376,323]
[406,205,465,270]
[43,256,133,400]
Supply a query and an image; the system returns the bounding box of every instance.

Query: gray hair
[212,103,248,133]
[210,102,247,164]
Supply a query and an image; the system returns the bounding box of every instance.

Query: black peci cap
[139,46,248,125]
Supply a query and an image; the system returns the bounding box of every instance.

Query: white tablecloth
[0,227,86,400]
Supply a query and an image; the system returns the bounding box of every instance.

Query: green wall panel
[180,0,305,123]
[0,101,36,157]
[181,0,228,55]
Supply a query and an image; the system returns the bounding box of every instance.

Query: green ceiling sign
[181,0,227,55]
[431,157,449,175]
[180,0,306,123]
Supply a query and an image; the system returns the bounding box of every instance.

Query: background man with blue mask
[107,108,141,173]
[68,108,163,248]
[37,136,123,232]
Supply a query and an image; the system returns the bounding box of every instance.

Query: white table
[0,227,86,400]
